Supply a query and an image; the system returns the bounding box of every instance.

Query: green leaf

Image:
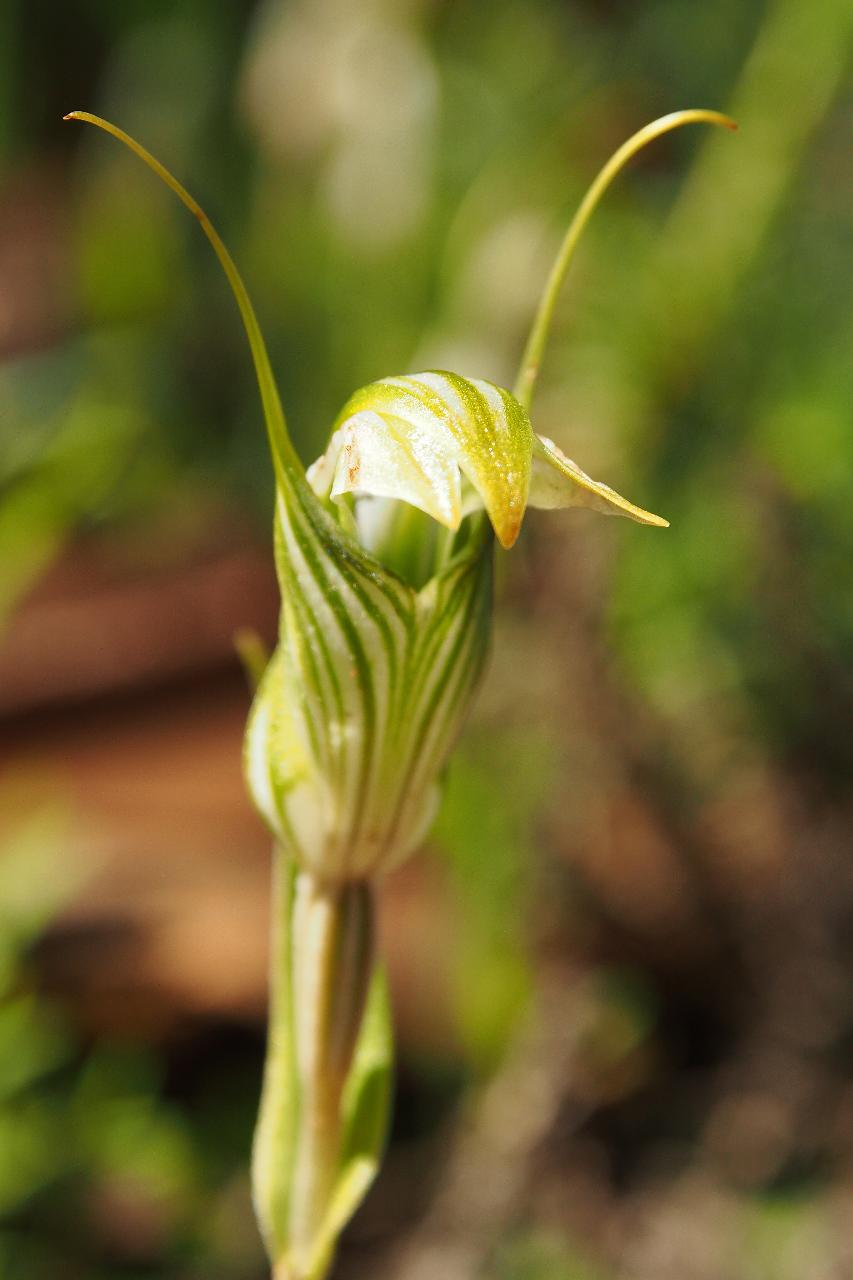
[251,856,299,1260]
[308,966,393,1280]
[252,871,392,1277]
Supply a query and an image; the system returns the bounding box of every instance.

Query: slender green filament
[63,110,303,486]
[513,109,737,413]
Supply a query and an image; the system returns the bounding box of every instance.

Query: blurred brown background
[1,0,852,1276]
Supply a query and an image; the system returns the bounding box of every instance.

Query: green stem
[290,875,375,1277]
[513,108,736,414]
[254,858,376,1280]
[289,883,344,1268]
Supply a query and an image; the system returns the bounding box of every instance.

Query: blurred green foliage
[435,731,556,1071]
[493,1230,607,1280]
[1,0,852,1275]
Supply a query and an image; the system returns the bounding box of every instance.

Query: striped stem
[254,857,375,1280]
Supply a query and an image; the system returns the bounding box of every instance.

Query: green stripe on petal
[329,412,463,530]
[327,371,534,549]
[405,373,532,548]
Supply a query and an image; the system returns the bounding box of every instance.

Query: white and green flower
[66,105,733,1280]
[245,368,666,887]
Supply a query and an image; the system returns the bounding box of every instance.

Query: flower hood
[307,370,668,551]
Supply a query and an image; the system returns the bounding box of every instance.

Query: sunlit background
[1,1,852,1276]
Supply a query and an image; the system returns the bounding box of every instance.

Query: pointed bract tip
[620,506,670,529]
[63,111,82,121]
[495,519,522,551]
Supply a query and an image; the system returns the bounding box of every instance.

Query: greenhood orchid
[310,370,668,551]
[65,106,734,1280]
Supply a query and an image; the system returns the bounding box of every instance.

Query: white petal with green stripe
[244,491,493,880]
[311,370,534,549]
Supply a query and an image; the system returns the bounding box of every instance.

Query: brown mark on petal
[344,441,361,486]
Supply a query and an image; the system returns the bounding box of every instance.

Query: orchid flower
[65,107,734,1280]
